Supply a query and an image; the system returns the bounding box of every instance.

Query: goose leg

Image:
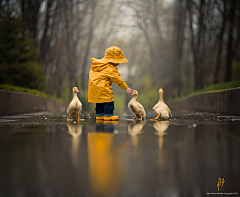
[67,113,73,122]
[151,113,161,121]
[140,115,143,121]
[127,116,136,121]
[77,113,85,122]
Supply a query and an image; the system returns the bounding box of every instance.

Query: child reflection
[153,121,169,150]
[128,121,145,147]
[95,120,118,133]
[88,120,122,197]
[67,123,82,168]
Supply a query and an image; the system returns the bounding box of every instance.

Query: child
[88,46,133,121]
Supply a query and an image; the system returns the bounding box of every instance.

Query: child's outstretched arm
[107,66,132,93]
[125,87,133,95]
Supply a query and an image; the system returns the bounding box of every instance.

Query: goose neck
[159,92,163,102]
[133,95,138,101]
[73,92,78,98]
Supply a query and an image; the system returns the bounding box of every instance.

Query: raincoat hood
[90,58,111,72]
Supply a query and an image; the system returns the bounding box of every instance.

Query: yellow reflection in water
[153,121,169,150]
[67,123,82,167]
[128,121,145,147]
[88,132,122,196]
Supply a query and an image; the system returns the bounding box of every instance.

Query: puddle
[0,111,239,196]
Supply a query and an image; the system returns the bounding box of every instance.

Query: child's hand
[125,87,133,95]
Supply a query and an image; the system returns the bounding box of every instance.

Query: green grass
[0,84,63,101]
[170,80,240,101]
[192,80,240,94]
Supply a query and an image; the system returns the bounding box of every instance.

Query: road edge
[0,90,68,116]
[166,87,240,115]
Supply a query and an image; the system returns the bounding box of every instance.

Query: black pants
[95,101,114,117]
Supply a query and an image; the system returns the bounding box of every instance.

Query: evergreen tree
[0,6,45,90]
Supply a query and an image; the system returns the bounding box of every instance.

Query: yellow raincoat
[88,58,128,103]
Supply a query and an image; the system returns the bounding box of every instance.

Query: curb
[0,90,68,116]
[166,88,240,116]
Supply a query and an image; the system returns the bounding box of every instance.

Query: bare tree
[80,0,97,94]
[214,0,227,84]
[225,0,236,82]
[126,0,171,87]
[37,0,90,98]
[174,0,240,92]
[19,0,44,41]
[172,0,187,96]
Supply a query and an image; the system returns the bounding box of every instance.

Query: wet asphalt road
[0,111,239,197]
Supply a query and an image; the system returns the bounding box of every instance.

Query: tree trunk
[20,0,43,41]
[173,0,186,97]
[188,0,199,90]
[188,0,205,90]
[225,0,236,82]
[81,0,97,94]
[40,0,52,66]
[214,0,226,84]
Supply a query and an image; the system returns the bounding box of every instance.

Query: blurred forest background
[0,0,240,113]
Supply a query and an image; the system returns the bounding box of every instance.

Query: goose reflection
[67,123,82,167]
[128,121,145,147]
[153,121,169,150]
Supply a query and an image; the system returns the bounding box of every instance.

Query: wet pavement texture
[0,111,239,197]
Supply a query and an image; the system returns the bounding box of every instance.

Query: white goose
[128,90,146,121]
[67,87,85,122]
[152,88,172,120]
